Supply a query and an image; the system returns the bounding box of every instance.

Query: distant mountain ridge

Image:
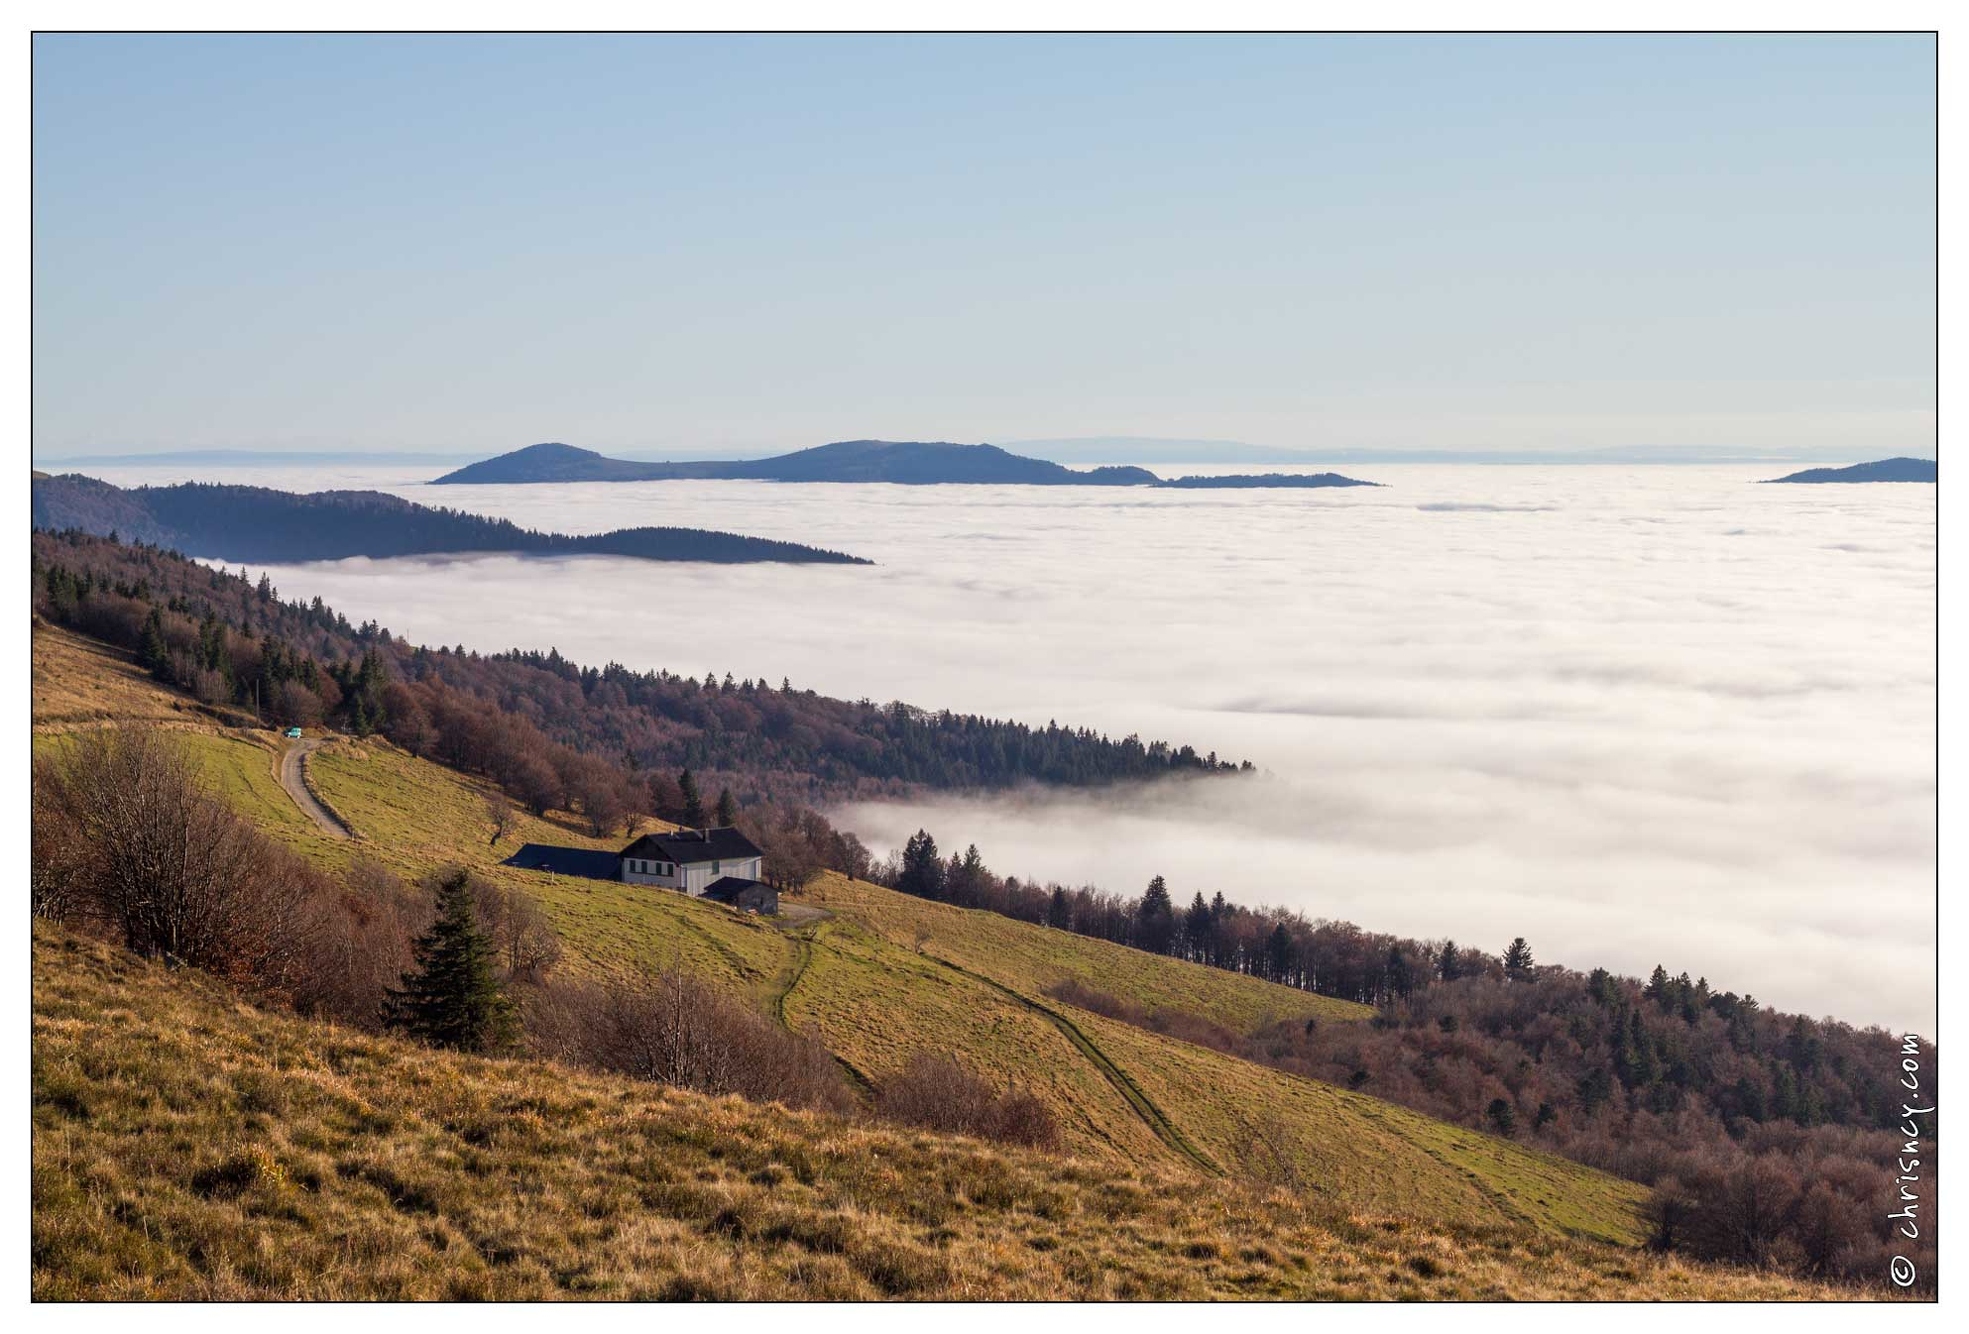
[30,474,871,565]
[1762,458,1937,484]
[431,441,1378,489]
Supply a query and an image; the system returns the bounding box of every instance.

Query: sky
[33,34,1936,460]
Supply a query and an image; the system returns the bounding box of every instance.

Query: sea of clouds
[86,459,1935,1032]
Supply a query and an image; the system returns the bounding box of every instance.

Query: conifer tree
[1438,940,1462,982]
[1137,875,1176,953]
[139,607,171,679]
[385,869,518,1054]
[1503,936,1535,981]
[1047,886,1072,930]
[1385,945,1414,1000]
[715,787,738,826]
[1487,1098,1517,1136]
[898,829,945,900]
[1627,1008,1660,1086]
[678,768,705,826]
[1265,921,1295,982]
[1183,892,1213,956]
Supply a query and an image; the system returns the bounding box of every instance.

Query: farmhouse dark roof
[502,843,621,882]
[701,876,775,905]
[620,826,763,865]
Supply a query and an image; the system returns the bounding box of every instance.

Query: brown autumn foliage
[529,970,855,1116]
[872,1054,1060,1150]
[288,856,430,1030]
[30,734,572,1040]
[31,728,327,989]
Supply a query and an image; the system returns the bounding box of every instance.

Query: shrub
[873,1055,1059,1149]
[32,729,326,986]
[289,857,429,1030]
[533,969,853,1115]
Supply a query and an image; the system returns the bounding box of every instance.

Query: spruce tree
[715,787,739,826]
[1503,936,1535,981]
[1047,886,1071,930]
[1438,940,1462,982]
[1183,892,1213,954]
[385,870,518,1054]
[678,769,705,826]
[898,829,945,900]
[1137,875,1176,954]
[1486,1098,1517,1137]
[1265,921,1295,982]
[139,607,171,679]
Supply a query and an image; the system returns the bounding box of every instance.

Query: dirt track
[277,738,351,839]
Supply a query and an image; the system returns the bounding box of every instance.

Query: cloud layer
[98,460,1934,1032]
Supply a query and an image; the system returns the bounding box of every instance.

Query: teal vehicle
[284,727,303,739]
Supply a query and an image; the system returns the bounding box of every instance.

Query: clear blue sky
[32,33,1936,459]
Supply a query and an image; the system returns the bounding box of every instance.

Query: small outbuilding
[502,843,622,882]
[700,876,779,915]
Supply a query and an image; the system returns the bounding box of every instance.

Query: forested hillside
[31,475,869,564]
[31,530,1246,816]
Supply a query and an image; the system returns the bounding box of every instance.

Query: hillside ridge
[31,474,871,565]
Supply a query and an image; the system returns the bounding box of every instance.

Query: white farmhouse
[619,826,765,895]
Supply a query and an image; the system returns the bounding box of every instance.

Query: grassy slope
[31,622,248,731]
[31,621,1644,1250]
[803,873,1371,1029]
[32,926,1831,1300]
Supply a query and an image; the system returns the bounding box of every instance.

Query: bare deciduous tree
[484,792,517,846]
[32,728,325,987]
[470,878,562,984]
[289,856,431,1030]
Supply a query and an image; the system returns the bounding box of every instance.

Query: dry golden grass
[32,925,1838,1301]
[31,622,242,731]
[1076,1009,1647,1244]
[31,622,1648,1242]
[802,872,1372,1029]
[784,917,1176,1165]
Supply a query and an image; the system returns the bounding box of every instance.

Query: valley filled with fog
[85,459,1935,1031]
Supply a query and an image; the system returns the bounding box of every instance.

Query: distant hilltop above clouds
[1762,458,1936,484]
[431,440,1379,490]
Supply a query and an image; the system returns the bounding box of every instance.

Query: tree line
[33,530,1246,821]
